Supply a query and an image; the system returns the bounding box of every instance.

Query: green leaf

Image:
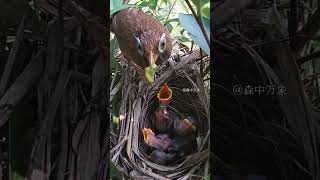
[110,38,120,70]
[167,18,179,23]
[159,0,169,5]
[312,41,320,49]
[191,0,201,11]
[12,172,25,180]
[201,2,210,18]
[150,0,159,10]
[180,29,185,35]
[110,0,122,10]
[136,1,149,7]
[179,36,191,42]
[178,13,210,55]
[145,64,157,83]
[112,115,119,125]
[201,0,210,6]
[201,16,210,36]
[178,0,190,13]
[110,162,120,179]
[157,14,165,21]
[110,4,136,17]
[165,22,173,33]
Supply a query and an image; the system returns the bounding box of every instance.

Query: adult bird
[111,7,173,83]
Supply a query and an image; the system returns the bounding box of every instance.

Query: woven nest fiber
[110,50,210,180]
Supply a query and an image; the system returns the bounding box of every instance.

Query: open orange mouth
[157,83,172,105]
[142,128,154,144]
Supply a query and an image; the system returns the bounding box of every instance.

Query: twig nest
[110,50,210,180]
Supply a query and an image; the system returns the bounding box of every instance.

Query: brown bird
[111,8,173,83]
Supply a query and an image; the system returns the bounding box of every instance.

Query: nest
[110,50,210,180]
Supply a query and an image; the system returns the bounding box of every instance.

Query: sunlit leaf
[112,115,119,125]
[201,0,210,5]
[160,0,169,6]
[180,29,185,35]
[167,18,179,23]
[179,36,191,42]
[157,14,165,21]
[178,13,210,55]
[110,4,136,17]
[110,0,122,10]
[191,0,201,11]
[178,0,190,13]
[201,2,210,18]
[150,0,159,10]
[136,1,149,7]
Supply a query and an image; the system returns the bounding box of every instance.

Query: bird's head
[142,128,154,144]
[142,128,171,151]
[154,107,170,121]
[135,32,171,83]
[157,83,172,105]
[182,118,197,132]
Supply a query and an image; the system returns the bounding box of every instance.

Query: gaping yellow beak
[145,52,158,84]
[142,128,154,144]
[157,83,172,105]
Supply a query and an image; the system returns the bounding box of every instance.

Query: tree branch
[297,50,320,65]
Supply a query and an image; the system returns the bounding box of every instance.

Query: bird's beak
[142,128,163,149]
[142,128,154,144]
[145,52,158,84]
[183,119,196,132]
[157,83,172,105]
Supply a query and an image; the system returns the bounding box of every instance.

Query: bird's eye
[135,35,144,55]
[158,33,166,54]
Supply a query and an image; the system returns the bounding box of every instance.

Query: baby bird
[157,83,172,105]
[149,150,176,165]
[169,134,197,157]
[142,128,197,155]
[142,128,172,151]
[173,115,198,136]
[152,105,174,133]
[152,82,174,133]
